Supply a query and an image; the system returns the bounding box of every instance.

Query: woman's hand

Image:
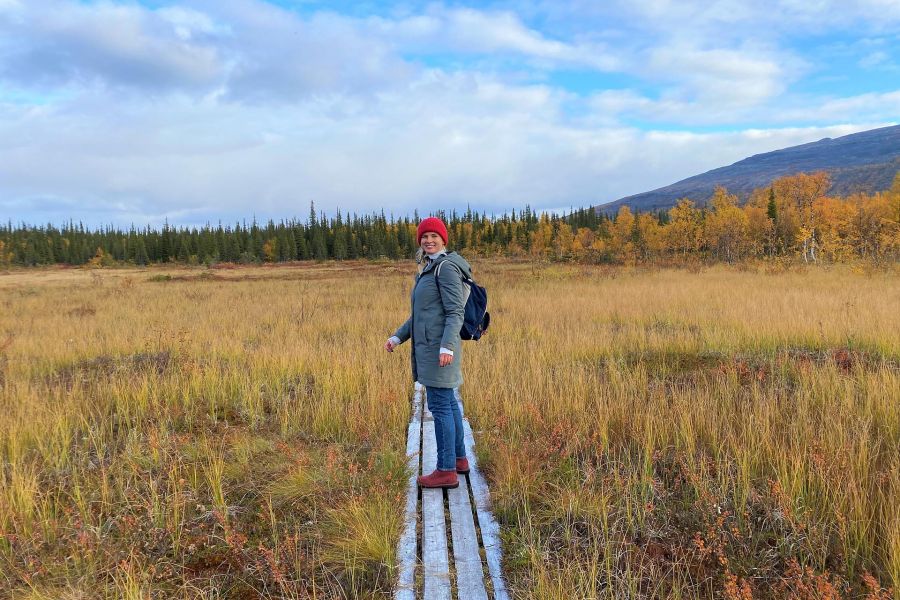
[439,352,453,367]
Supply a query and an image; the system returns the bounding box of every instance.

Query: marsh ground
[1,261,897,599]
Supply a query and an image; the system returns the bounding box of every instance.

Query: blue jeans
[426,386,466,471]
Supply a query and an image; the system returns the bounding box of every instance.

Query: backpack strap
[432,257,468,310]
[434,257,470,282]
[432,257,451,297]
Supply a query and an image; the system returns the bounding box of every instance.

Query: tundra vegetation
[0,260,898,599]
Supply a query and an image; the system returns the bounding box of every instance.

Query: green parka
[392,252,472,388]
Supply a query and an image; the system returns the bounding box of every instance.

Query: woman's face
[420,231,445,254]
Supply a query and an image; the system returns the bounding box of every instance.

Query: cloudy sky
[2,0,898,227]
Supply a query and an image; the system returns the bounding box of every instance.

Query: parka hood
[435,251,472,279]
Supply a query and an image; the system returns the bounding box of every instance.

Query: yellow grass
[0,263,411,598]
[1,261,898,599]
[462,262,900,599]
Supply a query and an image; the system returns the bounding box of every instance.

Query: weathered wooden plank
[393,383,423,600]
[421,413,451,600]
[448,475,489,600]
[457,389,510,600]
[395,384,506,600]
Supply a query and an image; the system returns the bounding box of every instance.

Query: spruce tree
[296,229,309,259]
[767,187,778,221]
[134,238,149,265]
[176,236,189,262]
[311,227,327,260]
[333,227,348,260]
[284,229,297,261]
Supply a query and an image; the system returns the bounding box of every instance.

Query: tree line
[2,172,898,268]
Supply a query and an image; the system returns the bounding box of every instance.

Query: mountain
[597,124,900,214]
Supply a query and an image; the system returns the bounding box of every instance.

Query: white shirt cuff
[389,336,401,346]
[439,347,454,356]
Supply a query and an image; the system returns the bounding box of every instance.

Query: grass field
[1,261,898,599]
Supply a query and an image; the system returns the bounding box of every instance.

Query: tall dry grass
[462,262,899,599]
[0,263,413,598]
[1,261,898,599]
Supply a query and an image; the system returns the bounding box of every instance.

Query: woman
[385,217,472,489]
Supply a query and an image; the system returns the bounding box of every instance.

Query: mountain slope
[598,124,900,214]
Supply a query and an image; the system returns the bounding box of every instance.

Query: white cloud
[2,65,890,226]
[370,6,620,70]
[1,1,625,99]
[588,83,900,127]
[857,49,900,71]
[157,7,224,41]
[646,43,790,106]
[221,9,416,102]
[0,0,223,91]
[782,90,900,122]
[0,0,416,98]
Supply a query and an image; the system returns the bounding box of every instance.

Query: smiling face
[420,231,446,254]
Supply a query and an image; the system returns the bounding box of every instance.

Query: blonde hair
[415,247,426,273]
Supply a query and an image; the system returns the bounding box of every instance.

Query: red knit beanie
[416,217,449,245]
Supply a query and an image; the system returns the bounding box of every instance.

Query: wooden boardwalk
[395,383,508,600]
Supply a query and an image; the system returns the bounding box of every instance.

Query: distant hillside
[598,124,900,214]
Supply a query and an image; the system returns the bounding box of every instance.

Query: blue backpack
[433,259,491,341]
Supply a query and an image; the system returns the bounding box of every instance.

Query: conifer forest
[4,173,899,268]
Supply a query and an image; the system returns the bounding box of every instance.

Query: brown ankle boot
[456,457,470,474]
[417,469,459,489]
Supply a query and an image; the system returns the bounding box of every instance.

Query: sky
[1,0,899,227]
